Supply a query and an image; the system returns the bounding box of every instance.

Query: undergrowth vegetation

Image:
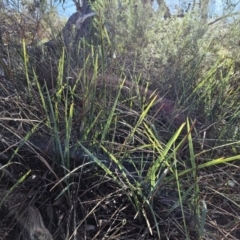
[0,0,240,239]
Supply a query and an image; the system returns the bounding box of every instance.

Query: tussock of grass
[0,0,240,239]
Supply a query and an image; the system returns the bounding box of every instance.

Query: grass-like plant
[1,0,240,239]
